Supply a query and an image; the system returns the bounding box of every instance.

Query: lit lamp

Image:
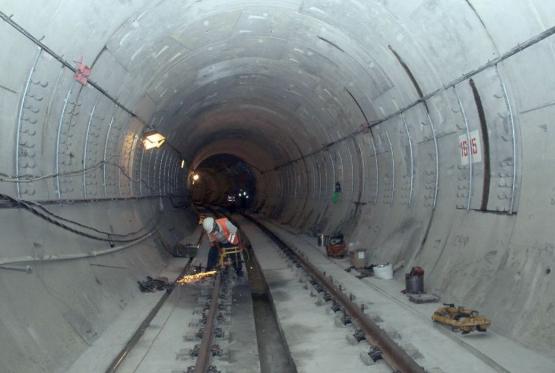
[180,160,185,169]
[142,130,166,150]
[192,173,200,181]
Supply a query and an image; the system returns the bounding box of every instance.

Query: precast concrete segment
[495,64,518,214]
[55,88,73,199]
[103,116,115,197]
[15,47,41,199]
[83,104,96,199]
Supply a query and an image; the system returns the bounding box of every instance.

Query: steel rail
[193,273,222,373]
[243,214,425,373]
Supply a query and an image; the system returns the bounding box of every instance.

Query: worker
[202,216,244,276]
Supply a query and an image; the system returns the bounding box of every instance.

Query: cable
[0,160,107,182]
[0,156,185,241]
[0,231,155,266]
[0,193,158,243]
[25,199,160,238]
[0,159,155,191]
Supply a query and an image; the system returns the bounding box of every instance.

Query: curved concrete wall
[1,0,555,370]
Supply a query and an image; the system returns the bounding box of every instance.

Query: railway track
[106,207,244,373]
[93,206,549,373]
[105,206,425,373]
[239,214,425,373]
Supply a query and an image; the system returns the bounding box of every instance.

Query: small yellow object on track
[432,304,491,334]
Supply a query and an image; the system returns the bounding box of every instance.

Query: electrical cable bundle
[0,159,154,191]
[0,193,160,243]
[0,192,160,243]
[0,160,189,242]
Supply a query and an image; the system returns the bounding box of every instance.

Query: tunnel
[191,154,257,207]
[1,1,555,372]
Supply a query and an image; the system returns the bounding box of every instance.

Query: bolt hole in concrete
[245,245,297,373]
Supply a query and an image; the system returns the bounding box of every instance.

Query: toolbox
[326,234,347,258]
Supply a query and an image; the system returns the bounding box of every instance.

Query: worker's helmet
[202,217,215,234]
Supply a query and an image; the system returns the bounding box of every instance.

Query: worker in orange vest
[202,217,244,276]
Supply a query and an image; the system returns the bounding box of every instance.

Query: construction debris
[407,293,440,304]
[345,264,375,279]
[137,276,172,292]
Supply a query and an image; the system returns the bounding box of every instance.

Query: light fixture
[142,130,166,150]
[180,160,185,169]
[192,173,200,181]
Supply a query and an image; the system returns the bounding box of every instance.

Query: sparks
[176,270,217,285]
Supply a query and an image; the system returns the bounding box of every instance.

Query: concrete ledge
[67,257,190,373]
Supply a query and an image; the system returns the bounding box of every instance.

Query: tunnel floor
[65,212,555,373]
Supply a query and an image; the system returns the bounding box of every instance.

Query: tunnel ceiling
[5,0,548,182]
[93,1,424,169]
[2,0,553,215]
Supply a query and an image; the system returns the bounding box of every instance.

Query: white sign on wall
[458,129,482,165]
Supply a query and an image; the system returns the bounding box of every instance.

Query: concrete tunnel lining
[1,0,555,371]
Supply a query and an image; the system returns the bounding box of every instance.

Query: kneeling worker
[202,216,244,276]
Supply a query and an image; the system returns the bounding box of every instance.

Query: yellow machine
[432,304,491,334]
[218,246,244,268]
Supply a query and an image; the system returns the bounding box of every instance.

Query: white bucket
[374,263,393,280]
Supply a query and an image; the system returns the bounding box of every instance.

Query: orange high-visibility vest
[215,218,239,245]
